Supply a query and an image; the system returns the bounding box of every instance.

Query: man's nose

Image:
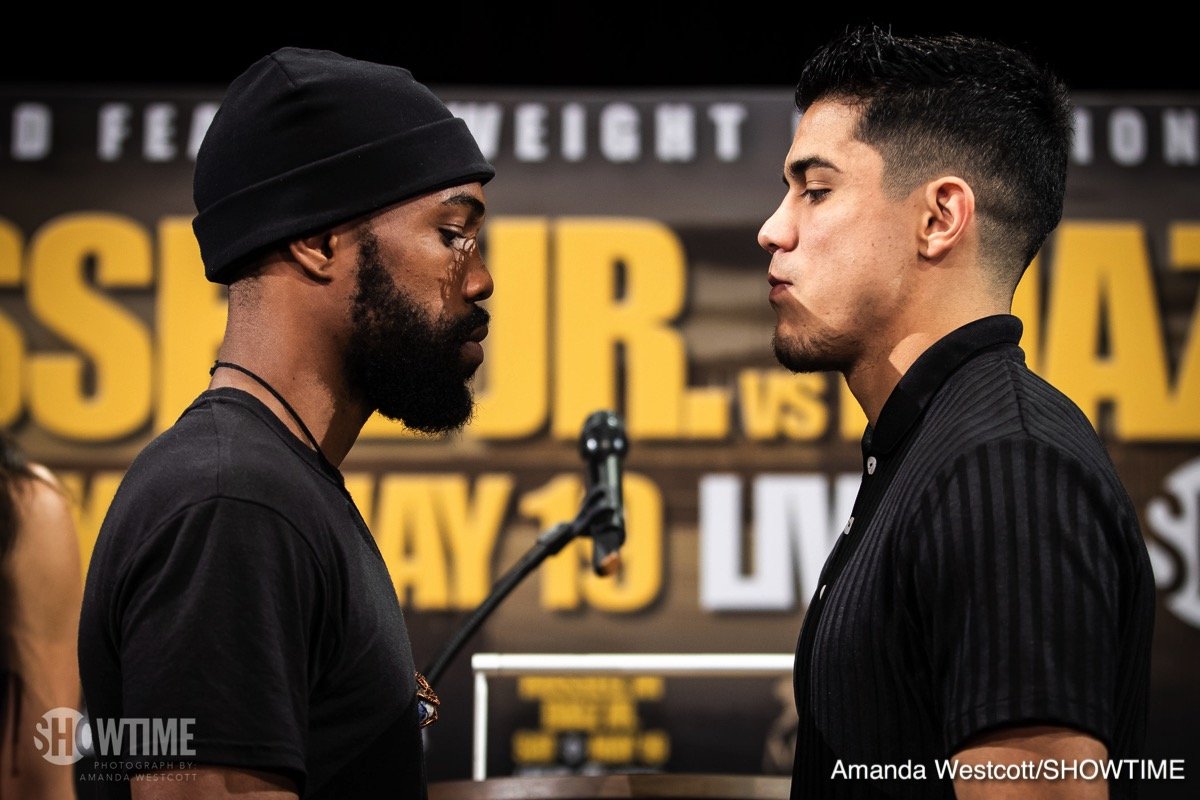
[758,201,794,254]
[465,256,494,303]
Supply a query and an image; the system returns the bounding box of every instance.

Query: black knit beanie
[192,47,495,284]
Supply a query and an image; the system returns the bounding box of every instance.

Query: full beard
[343,235,489,434]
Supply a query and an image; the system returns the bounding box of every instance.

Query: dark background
[1,13,1193,91]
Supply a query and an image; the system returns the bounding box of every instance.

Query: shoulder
[916,347,1126,496]
[98,494,335,635]
[126,390,307,495]
[13,463,72,526]
[89,395,355,605]
[110,391,344,540]
[901,420,1143,582]
[900,351,1142,549]
[1005,361,1125,479]
[9,465,79,574]
[984,353,1133,512]
[5,464,82,635]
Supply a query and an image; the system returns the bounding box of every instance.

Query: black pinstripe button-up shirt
[791,314,1154,799]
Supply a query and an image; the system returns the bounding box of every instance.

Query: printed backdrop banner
[1,88,1198,791]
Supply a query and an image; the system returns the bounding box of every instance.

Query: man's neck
[208,345,371,468]
[846,305,1010,428]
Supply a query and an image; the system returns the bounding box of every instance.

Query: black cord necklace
[209,359,441,722]
[209,359,341,479]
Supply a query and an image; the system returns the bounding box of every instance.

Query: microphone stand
[423,486,616,687]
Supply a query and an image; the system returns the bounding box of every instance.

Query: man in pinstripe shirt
[758,26,1155,799]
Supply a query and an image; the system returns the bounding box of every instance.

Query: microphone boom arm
[422,484,617,687]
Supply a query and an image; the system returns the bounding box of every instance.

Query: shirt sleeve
[905,437,1125,755]
[112,495,329,788]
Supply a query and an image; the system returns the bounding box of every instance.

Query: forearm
[953,725,1108,799]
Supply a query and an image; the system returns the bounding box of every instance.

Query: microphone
[579,410,628,576]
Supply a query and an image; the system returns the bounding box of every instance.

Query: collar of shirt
[861,314,1024,464]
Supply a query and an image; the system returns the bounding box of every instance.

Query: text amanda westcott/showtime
[831,758,1187,781]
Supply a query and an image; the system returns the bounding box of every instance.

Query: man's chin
[375,387,476,434]
[772,333,846,375]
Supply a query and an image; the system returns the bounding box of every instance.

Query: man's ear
[918,176,975,261]
[287,230,343,282]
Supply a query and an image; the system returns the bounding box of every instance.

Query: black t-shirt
[79,387,426,799]
[791,316,1155,799]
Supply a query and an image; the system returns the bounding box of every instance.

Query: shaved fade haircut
[796,26,1072,289]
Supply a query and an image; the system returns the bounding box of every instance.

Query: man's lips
[768,274,791,302]
[461,325,488,365]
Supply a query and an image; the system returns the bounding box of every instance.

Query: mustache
[449,305,490,341]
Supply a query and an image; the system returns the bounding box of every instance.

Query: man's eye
[440,228,479,257]
[801,188,831,203]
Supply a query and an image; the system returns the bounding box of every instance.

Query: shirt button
[866,456,877,475]
[842,516,854,535]
[819,584,827,600]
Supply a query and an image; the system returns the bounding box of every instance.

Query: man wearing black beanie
[79,47,495,799]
